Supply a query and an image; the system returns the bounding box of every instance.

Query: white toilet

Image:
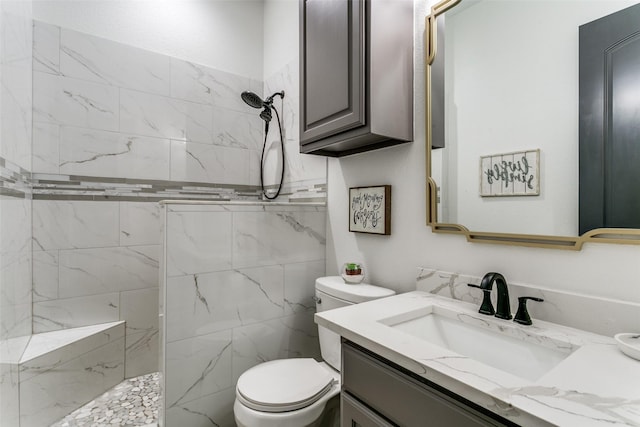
[233,276,395,427]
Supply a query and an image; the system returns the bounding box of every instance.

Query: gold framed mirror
[425,0,640,250]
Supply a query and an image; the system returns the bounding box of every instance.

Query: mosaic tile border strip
[29,171,326,203]
[1,154,327,203]
[31,173,261,202]
[0,157,32,198]
[31,174,326,203]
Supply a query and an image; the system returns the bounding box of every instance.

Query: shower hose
[260,105,285,200]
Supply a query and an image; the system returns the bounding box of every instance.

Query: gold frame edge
[424,0,640,250]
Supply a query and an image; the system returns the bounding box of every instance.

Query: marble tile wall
[1,0,33,340]
[160,202,326,427]
[1,2,33,172]
[32,20,264,191]
[30,20,327,204]
[1,0,33,425]
[416,267,640,337]
[31,199,161,378]
[29,20,327,384]
[18,321,125,427]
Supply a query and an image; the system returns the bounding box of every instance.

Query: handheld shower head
[241,90,285,109]
[241,91,265,109]
[239,89,287,201]
[240,90,285,123]
[259,107,272,123]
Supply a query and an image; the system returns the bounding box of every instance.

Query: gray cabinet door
[342,343,509,427]
[300,0,365,145]
[579,3,640,234]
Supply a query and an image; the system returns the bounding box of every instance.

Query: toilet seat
[236,359,336,413]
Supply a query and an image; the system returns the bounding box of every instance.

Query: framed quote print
[348,185,391,235]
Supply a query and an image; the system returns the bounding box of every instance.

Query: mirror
[426,0,640,249]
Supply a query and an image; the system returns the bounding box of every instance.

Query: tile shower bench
[2,321,125,427]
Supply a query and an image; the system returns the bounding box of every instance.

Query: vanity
[315,0,640,422]
[315,292,640,426]
[341,341,511,426]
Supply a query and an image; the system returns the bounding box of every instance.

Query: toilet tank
[315,276,395,371]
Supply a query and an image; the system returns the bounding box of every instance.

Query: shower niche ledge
[299,0,414,157]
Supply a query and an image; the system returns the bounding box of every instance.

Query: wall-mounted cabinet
[299,0,414,157]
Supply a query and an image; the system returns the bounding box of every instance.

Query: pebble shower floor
[50,372,159,427]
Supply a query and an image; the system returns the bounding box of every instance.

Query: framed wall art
[480,149,540,197]
[349,185,391,235]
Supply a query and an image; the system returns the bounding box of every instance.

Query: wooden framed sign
[349,185,391,235]
[480,149,540,197]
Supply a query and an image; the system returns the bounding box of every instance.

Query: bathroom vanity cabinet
[299,0,413,157]
[341,341,514,427]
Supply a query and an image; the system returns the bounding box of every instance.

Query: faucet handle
[514,296,544,325]
[467,284,495,316]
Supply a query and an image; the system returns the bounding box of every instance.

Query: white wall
[32,0,264,79]
[263,0,298,78]
[441,0,637,235]
[326,0,640,305]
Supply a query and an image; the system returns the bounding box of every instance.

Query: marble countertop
[315,291,640,427]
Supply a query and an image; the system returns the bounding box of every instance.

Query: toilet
[233,276,395,427]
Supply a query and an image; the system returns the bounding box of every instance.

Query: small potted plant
[345,263,362,276]
[341,262,364,284]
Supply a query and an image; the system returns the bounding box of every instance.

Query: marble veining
[58,127,171,181]
[417,267,640,337]
[31,22,326,204]
[1,1,32,419]
[32,122,59,174]
[170,141,250,185]
[19,333,125,427]
[60,141,133,166]
[165,388,235,427]
[165,210,233,277]
[161,203,325,426]
[34,72,119,131]
[32,200,120,251]
[33,292,120,333]
[165,331,233,408]
[316,291,640,427]
[120,89,214,143]
[59,26,171,96]
[213,106,262,150]
[33,21,61,75]
[498,385,639,425]
[58,245,159,298]
[276,212,327,244]
[193,275,212,314]
[170,59,261,112]
[125,329,159,379]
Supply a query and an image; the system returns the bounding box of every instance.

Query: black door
[579,3,640,234]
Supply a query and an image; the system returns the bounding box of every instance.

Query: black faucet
[467,272,512,320]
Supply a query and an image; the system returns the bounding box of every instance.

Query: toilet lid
[236,359,335,413]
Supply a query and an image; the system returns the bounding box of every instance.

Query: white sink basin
[379,305,577,381]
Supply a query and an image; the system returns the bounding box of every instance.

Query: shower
[241,90,286,200]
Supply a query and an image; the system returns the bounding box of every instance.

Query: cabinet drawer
[342,342,508,427]
[342,392,395,427]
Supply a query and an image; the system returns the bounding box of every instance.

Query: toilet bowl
[233,276,395,427]
[234,359,339,427]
